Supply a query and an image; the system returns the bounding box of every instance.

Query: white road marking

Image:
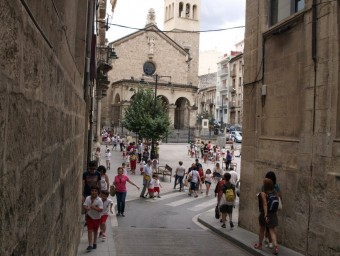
[147,192,185,202]
[166,196,201,207]
[188,198,217,212]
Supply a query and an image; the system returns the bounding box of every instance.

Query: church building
[102,0,201,132]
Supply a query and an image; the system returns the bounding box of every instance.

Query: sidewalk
[77,143,302,256]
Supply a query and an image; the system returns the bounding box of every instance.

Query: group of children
[83,187,113,252]
[188,142,236,165]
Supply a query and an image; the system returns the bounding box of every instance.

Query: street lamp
[142,74,171,160]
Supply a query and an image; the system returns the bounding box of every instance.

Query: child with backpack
[219,172,236,229]
[254,178,279,255]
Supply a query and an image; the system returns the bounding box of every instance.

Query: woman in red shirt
[113,167,140,216]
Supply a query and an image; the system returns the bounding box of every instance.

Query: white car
[231,131,242,143]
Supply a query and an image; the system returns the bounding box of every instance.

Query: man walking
[140,160,152,198]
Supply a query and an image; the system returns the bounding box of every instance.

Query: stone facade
[102,1,200,131]
[0,0,88,255]
[241,1,340,255]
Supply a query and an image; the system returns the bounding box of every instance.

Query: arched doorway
[174,97,190,129]
[111,93,121,131]
[157,95,169,109]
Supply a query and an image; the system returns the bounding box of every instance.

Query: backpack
[267,192,279,212]
[225,185,235,203]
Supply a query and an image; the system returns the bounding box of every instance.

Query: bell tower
[164,0,200,85]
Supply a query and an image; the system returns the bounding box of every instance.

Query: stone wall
[241,1,340,255]
[0,0,87,255]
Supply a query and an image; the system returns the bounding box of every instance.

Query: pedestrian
[187,167,201,197]
[151,159,158,173]
[200,141,204,158]
[94,147,101,166]
[262,171,282,249]
[83,186,103,252]
[219,173,236,229]
[225,150,232,170]
[142,148,149,163]
[98,165,109,191]
[174,161,186,191]
[214,175,225,223]
[112,136,117,150]
[254,178,279,255]
[105,148,111,170]
[130,148,138,175]
[140,160,152,198]
[137,140,143,163]
[113,167,140,217]
[139,161,145,175]
[213,162,223,183]
[83,161,102,202]
[153,174,162,198]
[99,190,113,241]
[203,144,209,163]
[119,137,125,152]
[204,169,213,196]
[198,166,205,194]
[148,174,156,199]
[228,167,238,186]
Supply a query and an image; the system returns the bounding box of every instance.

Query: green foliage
[196,111,215,125]
[122,88,171,142]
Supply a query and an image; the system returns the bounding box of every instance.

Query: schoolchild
[105,149,111,170]
[219,173,236,229]
[153,174,162,198]
[204,169,213,196]
[254,178,279,255]
[83,186,103,252]
[148,175,156,199]
[99,190,113,241]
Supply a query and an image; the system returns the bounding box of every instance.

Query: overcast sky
[105,0,245,53]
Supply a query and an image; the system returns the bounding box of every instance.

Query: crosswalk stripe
[147,192,185,202]
[187,198,217,212]
[166,196,201,207]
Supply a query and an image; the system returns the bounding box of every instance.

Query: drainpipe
[84,0,95,167]
[307,0,318,253]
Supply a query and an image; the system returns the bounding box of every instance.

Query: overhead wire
[96,20,245,33]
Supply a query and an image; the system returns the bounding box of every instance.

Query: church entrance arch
[112,93,121,129]
[174,97,190,129]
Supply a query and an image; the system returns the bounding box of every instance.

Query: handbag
[109,185,116,197]
[143,174,151,181]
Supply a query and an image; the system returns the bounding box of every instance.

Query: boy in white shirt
[105,149,111,170]
[99,190,113,241]
[153,174,162,198]
[148,175,156,199]
[83,186,103,252]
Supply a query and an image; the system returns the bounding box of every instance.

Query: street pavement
[77,142,302,256]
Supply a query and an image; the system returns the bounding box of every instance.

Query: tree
[122,88,171,142]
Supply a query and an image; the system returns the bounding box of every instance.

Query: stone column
[189,106,198,127]
[168,104,176,129]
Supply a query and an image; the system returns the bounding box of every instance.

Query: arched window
[172,3,174,18]
[179,2,183,17]
[193,5,197,19]
[185,3,190,18]
[165,6,168,20]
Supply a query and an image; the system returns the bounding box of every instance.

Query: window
[269,0,305,26]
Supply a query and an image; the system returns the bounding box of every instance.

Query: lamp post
[150,74,171,159]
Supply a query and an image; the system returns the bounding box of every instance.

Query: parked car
[231,131,242,143]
